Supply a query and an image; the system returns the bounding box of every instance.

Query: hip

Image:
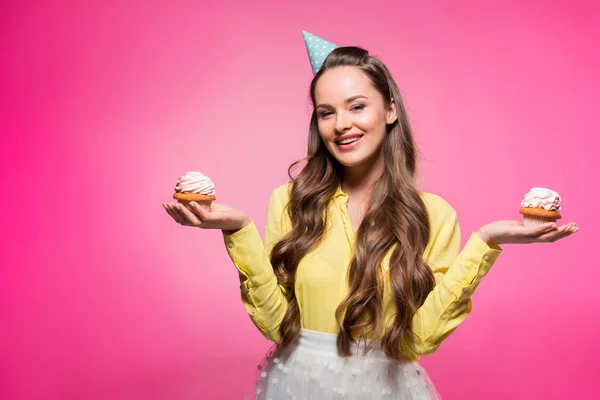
[249,329,440,400]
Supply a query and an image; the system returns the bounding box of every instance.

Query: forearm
[239,275,289,342]
[410,233,501,355]
[222,220,289,341]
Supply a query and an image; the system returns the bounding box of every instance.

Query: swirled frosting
[175,171,215,195]
[521,187,561,211]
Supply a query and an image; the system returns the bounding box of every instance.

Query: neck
[341,147,385,197]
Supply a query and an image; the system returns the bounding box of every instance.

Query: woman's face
[314,66,397,170]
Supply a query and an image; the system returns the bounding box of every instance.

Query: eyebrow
[316,95,368,109]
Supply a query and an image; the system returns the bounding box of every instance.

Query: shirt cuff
[222,220,275,287]
[442,232,503,299]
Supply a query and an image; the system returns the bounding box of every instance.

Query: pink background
[1,1,599,399]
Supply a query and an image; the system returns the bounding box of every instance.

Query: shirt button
[483,255,490,262]
[250,308,256,314]
[227,243,234,249]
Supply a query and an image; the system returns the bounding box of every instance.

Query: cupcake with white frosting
[519,187,562,227]
[173,171,216,212]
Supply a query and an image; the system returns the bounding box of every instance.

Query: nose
[334,110,352,133]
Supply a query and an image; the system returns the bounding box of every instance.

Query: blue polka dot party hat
[302,31,339,75]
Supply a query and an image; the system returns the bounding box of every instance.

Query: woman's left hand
[475,220,579,247]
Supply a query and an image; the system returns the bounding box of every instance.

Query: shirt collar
[333,184,348,200]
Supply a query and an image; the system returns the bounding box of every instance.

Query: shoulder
[270,182,292,204]
[266,182,293,230]
[418,190,458,226]
[267,182,293,217]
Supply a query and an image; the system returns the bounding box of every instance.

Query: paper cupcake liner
[522,215,557,228]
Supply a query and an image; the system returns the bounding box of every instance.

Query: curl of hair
[270,46,435,360]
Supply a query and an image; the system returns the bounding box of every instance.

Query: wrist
[475,228,498,247]
[222,215,252,235]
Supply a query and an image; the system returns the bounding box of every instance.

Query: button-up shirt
[223,183,502,360]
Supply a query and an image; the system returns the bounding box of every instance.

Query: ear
[386,98,398,124]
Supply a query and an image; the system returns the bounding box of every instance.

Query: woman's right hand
[162,201,251,233]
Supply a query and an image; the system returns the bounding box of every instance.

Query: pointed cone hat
[302,31,339,75]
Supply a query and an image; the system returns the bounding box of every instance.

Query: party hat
[302,31,339,75]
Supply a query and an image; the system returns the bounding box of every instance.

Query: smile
[334,134,364,149]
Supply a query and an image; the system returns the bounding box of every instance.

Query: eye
[318,111,333,119]
[351,104,365,111]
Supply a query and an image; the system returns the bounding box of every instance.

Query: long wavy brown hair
[270,46,435,360]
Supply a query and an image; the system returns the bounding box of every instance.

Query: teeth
[338,137,360,145]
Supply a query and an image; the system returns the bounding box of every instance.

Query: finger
[563,224,580,235]
[189,201,211,222]
[169,203,189,225]
[536,227,574,242]
[564,222,578,232]
[164,203,186,225]
[175,203,203,226]
[171,203,192,225]
[516,223,562,243]
[556,223,578,235]
[541,223,570,236]
[521,222,558,238]
[560,223,576,233]
[546,231,574,242]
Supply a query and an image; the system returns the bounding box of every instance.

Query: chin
[331,152,371,168]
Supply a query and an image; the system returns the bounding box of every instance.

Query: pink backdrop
[1,1,599,399]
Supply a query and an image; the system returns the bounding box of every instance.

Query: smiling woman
[315,69,397,169]
[163,32,578,400]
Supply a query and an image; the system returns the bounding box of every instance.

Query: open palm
[163,201,251,232]
[477,220,579,246]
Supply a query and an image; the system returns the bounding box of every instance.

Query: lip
[334,133,364,150]
[334,133,364,144]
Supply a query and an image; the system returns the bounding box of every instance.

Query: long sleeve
[408,195,502,355]
[222,184,291,342]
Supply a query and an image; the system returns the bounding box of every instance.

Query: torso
[346,199,364,233]
[344,191,368,233]
[266,182,464,360]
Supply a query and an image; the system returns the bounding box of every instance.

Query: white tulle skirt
[245,329,441,400]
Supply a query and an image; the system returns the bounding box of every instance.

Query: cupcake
[519,187,562,227]
[173,171,216,212]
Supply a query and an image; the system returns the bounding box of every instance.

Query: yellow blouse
[222,183,502,360]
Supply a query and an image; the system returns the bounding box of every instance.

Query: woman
[163,45,578,399]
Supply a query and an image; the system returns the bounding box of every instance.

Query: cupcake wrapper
[523,215,557,228]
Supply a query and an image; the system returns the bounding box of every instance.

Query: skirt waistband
[297,329,390,361]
